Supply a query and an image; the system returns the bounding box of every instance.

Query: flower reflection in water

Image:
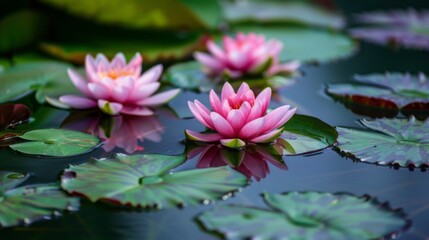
[187,141,288,181]
[62,110,165,153]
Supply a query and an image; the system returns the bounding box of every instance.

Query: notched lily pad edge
[334,125,429,171]
[195,191,412,240]
[60,154,250,210]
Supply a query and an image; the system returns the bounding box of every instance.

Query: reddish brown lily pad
[0,104,31,130]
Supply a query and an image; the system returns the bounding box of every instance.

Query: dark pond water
[1,41,429,240]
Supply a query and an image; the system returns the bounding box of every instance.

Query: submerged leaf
[350,9,429,50]
[0,61,78,104]
[234,26,356,63]
[223,1,344,29]
[336,117,429,168]
[0,171,79,227]
[326,72,429,119]
[9,129,100,157]
[61,153,248,209]
[198,192,409,240]
[0,104,31,130]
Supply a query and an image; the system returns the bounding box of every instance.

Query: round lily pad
[0,104,31,130]
[336,116,429,168]
[327,73,429,119]
[164,61,294,92]
[350,9,429,51]
[280,114,338,155]
[233,26,357,63]
[198,192,409,240]
[9,129,100,157]
[0,171,80,227]
[0,61,78,104]
[61,153,248,209]
[223,1,344,29]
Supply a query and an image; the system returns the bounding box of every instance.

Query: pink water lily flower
[194,32,300,79]
[185,82,296,148]
[59,53,180,116]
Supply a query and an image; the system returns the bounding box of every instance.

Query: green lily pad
[0,171,80,227]
[198,192,409,240]
[326,72,429,119]
[279,114,338,155]
[61,153,248,209]
[0,10,47,53]
[164,61,295,92]
[222,1,344,29]
[9,129,100,157]
[233,26,357,63]
[38,0,221,30]
[40,31,206,65]
[336,117,429,168]
[0,61,78,104]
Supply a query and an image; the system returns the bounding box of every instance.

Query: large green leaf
[280,114,338,155]
[233,26,356,63]
[0,10,46,53]
[38,0,220,30]
[61,153,248,209]
[326,72,429,119]
[0,61,78,104]
[9,129,100,157]
[40,31,206,65]
[0,171,79,227]
[336,117,429,168]
[198,192,409,240]
[222,1,344,29]
[164,61,295,92]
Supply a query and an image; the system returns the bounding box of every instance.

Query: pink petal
[85,54,98,82]
[128,82,160,102]
[209,90,222,113]
[185,130,222,142]
[267,60,300,76]
[221,82,235,101]
[111,52,126,68]
[194,100,214,129]
[250,128,283,143]
[210,112,236,138]
[207,41,226,60]
[262,105,291,132]
[98,100,123,115]
[137,64,163,85]
[194,52,223,72]
[236,82,251,98]
[239,101,252,120]
[59,95,97,109]
[111,81,132,103]
[88,82,111,100]
[128,53,143,76]
[226,110,245,134]
[138,89,180,107]
[272,107,297,129]
[67,69,91,96]
[223,36,235,52]
[120,105,154,116]
[188,101,214,130]
[255,87,271,113]
[246,100,264,123]
[239,117,265,140]
[221,99,231,118]
[228,50,248,69]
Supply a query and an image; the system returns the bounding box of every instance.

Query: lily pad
[0,61,78,104]
[40,32,207,65]
[326,72,429,118]
[222,1,344,29]
[233,26,356,63]
[350,9,429,50]
[38,0,221,30]
[0,104,31,130]
[280,114,338,155]
[0,171,80,227]
[61,153,248,209]
[198,192,409,240]
[164,61,294,92]
[336,117,429,168]
[9,129,100,157]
